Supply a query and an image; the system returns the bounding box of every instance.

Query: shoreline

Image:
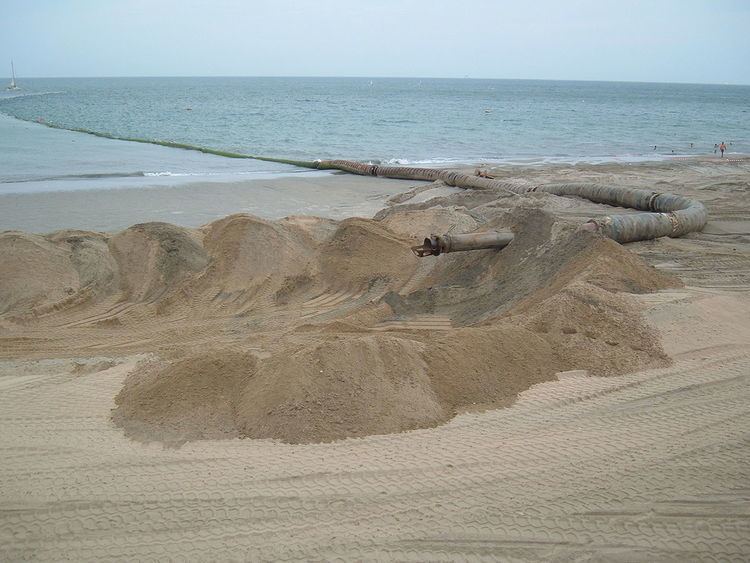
[2,155,748,235]
[2,110,746,195]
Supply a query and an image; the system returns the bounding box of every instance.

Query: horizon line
[4,74,749,87]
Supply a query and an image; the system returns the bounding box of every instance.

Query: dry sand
[1,157,749,560]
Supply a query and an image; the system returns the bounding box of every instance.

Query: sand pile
[113,259,667,446]
[113,351,256,443]
[111,210,675,444]
[1,189,680,444]
[0,230,118,316]
[0,232,81,315]
[235,335,444,443]
[318,218,418,290]
[200,215,313,292]
[115,328,558,445]
[110,222,209,302]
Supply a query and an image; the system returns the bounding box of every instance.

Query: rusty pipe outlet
[411,231,514,257]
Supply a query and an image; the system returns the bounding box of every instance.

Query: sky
[2,0,749,84]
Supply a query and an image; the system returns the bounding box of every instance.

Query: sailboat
[7,60,19,90]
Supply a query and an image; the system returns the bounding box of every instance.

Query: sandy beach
[1,157,749,560]
[0,173,437,233]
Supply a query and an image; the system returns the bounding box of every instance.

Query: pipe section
[308,161,708,245]
[521,184,708,244]
[411,231,514,257]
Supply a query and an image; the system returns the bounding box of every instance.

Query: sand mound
[517,282,668,376]
[2,197,681,444]
[236,335,445,443]
[421,327,561,410]
[109,222,209,302]
[200,214,313,292]
[49,231,120,298]
[112,230,674,445]
[0,232,81,315]
[114,328,560,445]
[385,208,677,326]
[113,351,256,444]
[113,336,445,445]
[117,300,652,445]
[319,218,417,289]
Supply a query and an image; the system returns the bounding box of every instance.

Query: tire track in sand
[0,316,748,561]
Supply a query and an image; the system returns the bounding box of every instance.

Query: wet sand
[0,173,434,233]
[1,157,749,560]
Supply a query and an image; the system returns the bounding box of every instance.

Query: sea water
[1,77,748,193]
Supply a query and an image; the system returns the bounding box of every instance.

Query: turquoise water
[1,77,748,192]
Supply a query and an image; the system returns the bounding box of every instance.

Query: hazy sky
[2,0,749,84]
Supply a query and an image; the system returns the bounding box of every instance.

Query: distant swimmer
[714,143,718,154]
[720,141,726,157]
[653,145,657,150]
[690,142,694,148]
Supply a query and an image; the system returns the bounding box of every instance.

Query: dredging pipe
[16,119,708,245]
[15,117,708,246]
[301,160,708,246]
[411,231,514,257]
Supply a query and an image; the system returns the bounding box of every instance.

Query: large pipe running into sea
[12,117,708,245]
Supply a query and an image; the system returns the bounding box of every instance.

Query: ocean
[1,77,749,194]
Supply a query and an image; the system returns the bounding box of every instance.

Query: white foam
[370,153,676,168]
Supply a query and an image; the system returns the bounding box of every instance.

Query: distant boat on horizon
[7,60,19,90]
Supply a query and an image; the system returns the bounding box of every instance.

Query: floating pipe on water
[412,231,514,257]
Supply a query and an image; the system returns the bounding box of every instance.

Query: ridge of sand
[2,197,677,444]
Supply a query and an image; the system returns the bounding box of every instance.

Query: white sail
[7,60,18,90]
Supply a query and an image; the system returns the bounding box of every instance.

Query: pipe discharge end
[412,235,442,257]
[411,231,514,257]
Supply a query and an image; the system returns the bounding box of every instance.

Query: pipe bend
[313,161,707,244]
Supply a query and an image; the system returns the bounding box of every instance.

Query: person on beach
[720,142,726,157]
[714,143,718,154]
